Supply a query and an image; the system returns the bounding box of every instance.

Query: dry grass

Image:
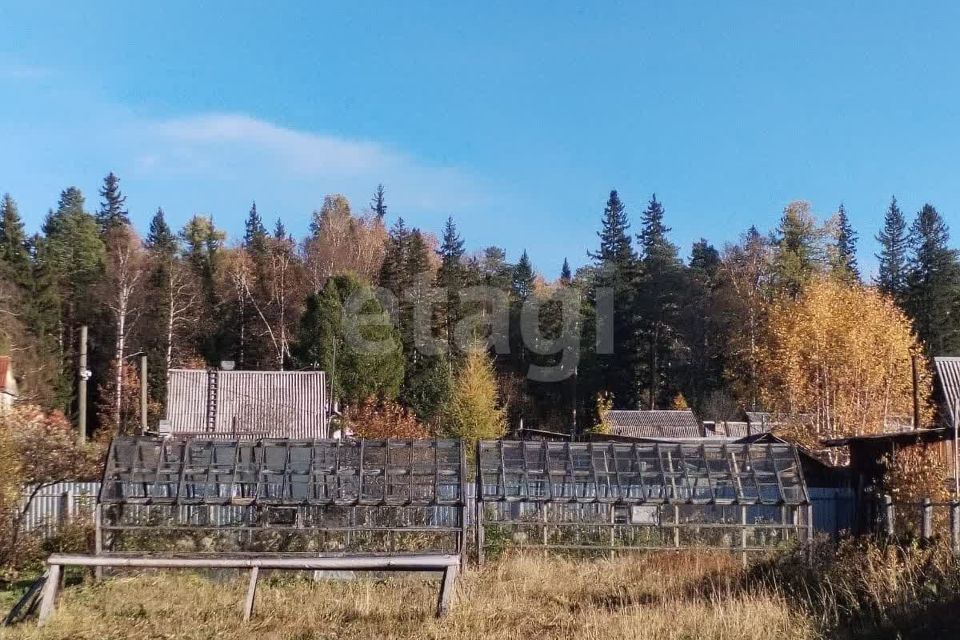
[1,552,812,640]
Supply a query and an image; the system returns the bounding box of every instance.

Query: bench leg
[436,565,458,618]
[243,566,259,622]
[37,565,61,627]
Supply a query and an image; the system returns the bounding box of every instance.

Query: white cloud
[135,113,489,213]
[0,62,52,80]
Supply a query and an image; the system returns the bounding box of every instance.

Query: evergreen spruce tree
[830,203,859,283]
[293,274,403,405]
[0,194,32,286]
[274,218,286,240]
[904,204,960,355]
[636,194,684,409]
[876,196,909,303]
[436,216,467,357]
[243,202,268,254]
[146,208,177,255]
[36,187,105,413]
[511,250,535,301]
[379,217,410,298]
[370,184,388,220]
[559,258,572,285]
[584,190,641,410]
[678,239,724,411]
[96,172,130,232]
[772,201,822,297]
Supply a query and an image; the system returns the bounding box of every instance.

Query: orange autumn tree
[345,398,430,439]
[756,277,931,462]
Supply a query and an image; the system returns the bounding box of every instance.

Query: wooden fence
[23,482,860,541]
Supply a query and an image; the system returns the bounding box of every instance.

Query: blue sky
[1,2,959,279]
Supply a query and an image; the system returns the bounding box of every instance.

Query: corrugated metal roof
[708,421,769,438]
[607,410,702,438]
[745,411,778,428]
[165,369,328,439]
[935,357,960,425]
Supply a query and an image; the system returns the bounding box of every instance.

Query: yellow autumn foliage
[756,278,932,456]
[592,391,614,434]
[443,347,506,441]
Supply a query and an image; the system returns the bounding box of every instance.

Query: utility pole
[911,354,921,430]
[78,325,88,445]
[140,355,148,434]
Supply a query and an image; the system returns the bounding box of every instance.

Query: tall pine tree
[584,190,641,410]
[96,172,130,232]
[559,258,572,285]
[511,250,535,301]
[0,194,32,287]
[904,204,960,355]
[772,201,821,297]
[370,184,388,220]
[436,216,466,357]
[636,194,684,409]
[876,196,909,303]
[830,203,859,283]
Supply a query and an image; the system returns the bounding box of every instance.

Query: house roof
[745,411,778,428]
[822,427,954,447]
[164,369,328,439]
[606,409,702,438]
[935,357,960,423]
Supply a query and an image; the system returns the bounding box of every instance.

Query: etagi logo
[340,276,615,382]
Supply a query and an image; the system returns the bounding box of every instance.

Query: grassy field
[2,544,958,639]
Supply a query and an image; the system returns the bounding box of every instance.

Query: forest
[1,174,959,443]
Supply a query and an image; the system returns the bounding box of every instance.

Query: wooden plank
[45,553,460,571]
[242,566,259,622]
[36,564,60,627]
[436,564,458,617]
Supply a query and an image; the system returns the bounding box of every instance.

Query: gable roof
[706,420,770,438]
[935,357,960,424]
[607,409,702,438]
[164,369,328,439]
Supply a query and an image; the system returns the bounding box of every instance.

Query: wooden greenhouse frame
[474,440,813,563]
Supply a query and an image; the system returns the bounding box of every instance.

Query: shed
[823,428,956,495]
[606,409,702,439]
[0,356,18,411]
[162,369,329,439]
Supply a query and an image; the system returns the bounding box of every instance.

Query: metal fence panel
[20,481,100,538]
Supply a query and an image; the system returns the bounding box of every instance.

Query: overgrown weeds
[2,542,958,639]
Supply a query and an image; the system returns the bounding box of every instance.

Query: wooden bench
[38,553,460,626]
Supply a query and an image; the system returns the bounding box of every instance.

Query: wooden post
[673,505,680,548]
[883,494,895,537]
[922,498,934,542]
[542,503,548,546]
[951,502,960,554]
[58,491,74,528]
[94,503,103,581]
[77,325,88,445]
[242,566,259,622]
[475,443,484,566]
[911,355,921,430]
[37,564,61,627]
[806,503,815,562]
[740,504,748,567]
[140,355,148,434]
[436,564,459,617]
